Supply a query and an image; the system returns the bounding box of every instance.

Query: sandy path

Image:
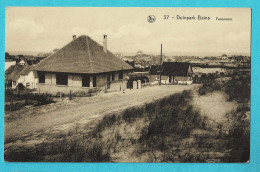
[5,85,197,140]
[192,91,238,123]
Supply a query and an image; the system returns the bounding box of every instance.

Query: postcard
[4,7,251,163]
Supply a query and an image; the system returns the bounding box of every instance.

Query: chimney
[73,35,76,40]
[103,35,107,53]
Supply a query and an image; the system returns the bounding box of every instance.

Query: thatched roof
[32,35,133,74]
[5,65,32,81]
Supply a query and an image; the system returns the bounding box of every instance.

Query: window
[93,75,96,87]
[56,73,68,85]
[26,83,30,88]
[82,74,90,87]
[112,73,115,81]
[119,71,123,79]
[7,81,12,87]
[38,72,45,83]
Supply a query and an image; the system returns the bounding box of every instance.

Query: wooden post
[60,91,62,102]
[69,90,72,100]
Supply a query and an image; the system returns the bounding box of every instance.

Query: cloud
[71,24,152,52]
[7,18,44,36]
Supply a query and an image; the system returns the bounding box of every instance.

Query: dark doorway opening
[82,74,90,87]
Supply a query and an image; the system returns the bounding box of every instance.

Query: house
[149,62,193,85]
[5,65,38,89]
[17,59,27,65]
[136,50,143,56]
[32,35,133,94]
[16,66,38,89]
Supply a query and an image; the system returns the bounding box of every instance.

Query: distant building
[17,59,26,65]
[217,54,228,60]
[137,50,143,56]
[149,62,193,85]
[32,35,133,94]
[5,65,37,89]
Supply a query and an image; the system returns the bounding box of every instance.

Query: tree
[193,75,199,83]
[200,74,207,83]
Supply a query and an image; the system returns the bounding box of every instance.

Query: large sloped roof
[5,65,16,75]
[32,35,133,74]
[149,65,162,75]
[161,62,192,75]
[149,62,193,76]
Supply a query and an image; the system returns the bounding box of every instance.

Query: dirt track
[5,85,197,141]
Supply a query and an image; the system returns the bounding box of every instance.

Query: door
[107,74,110,89]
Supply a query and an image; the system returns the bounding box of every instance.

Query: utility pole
[159,43,162,86]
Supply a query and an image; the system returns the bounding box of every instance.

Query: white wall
[16,71,38,89]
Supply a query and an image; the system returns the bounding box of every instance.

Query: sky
[5,7,251,56]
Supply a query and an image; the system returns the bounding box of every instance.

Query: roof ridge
[32,36,81,71]
[86,36,94,73]
[32,35,133,73]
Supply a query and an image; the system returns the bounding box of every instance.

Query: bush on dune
[225,74,250,103]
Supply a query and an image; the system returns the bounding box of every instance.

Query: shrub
[5,90,55,112]
[225,74,250,102]
[122,107,144,123]
[17,83,25,91]
[58,139,111,162]
[71,91,90,97]
[198,80,222,96]
[5,139,111,162]
[224,120,250,162]
[138,90,204,151]
[236,104,250,113]
[96,114,117,132]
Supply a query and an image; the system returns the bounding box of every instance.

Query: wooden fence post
[69,90,72,100]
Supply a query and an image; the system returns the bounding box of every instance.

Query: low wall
[37,80,128,95]
[37,83,91,94]
[109,80,127,91]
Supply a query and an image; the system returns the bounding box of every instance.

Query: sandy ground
[192,91,238,124]
[5,84,197,142]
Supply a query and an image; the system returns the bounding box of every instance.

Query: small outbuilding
[5,65,38,89]
[149,62,193,85]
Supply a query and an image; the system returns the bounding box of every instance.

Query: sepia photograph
[4,7,251,163]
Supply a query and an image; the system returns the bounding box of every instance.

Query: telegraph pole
[159,44,162,86]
